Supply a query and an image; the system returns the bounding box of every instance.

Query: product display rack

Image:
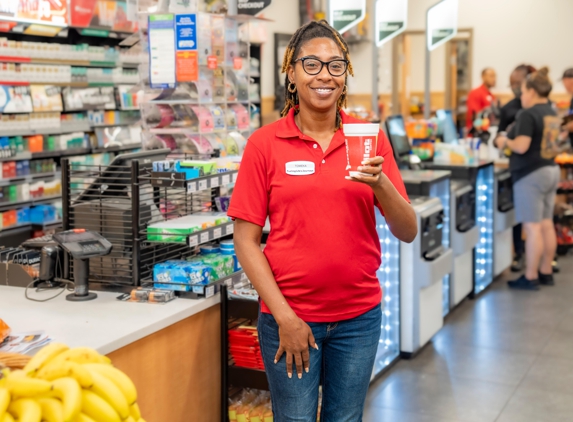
[221,284,269,422]
[555,162,573,254]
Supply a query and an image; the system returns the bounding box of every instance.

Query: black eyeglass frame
[293,56,349,77]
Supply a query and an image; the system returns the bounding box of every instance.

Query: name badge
[285,161,315,176]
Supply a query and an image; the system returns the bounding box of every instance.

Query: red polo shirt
[228,109,409,322]
[466,84,495,128]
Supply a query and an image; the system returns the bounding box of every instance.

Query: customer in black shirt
[497,64,536,272]
[495,67,560,290]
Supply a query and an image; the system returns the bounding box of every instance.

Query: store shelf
[176,270,247,299]
[91,143,142,154]
[0,81,117,87]
[558,163,573,168]
[228,366,268,391]
[0,172,61,187]
[32,148,92,159]
[0,55,140,69]
[0,153,32,162]
[91,122,140,128]
[187,222,234,248]
[0,195,62,212]
[1,122,92,137]
[150,170,238,191]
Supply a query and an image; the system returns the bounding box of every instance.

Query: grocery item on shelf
[0,343,145,422]
[228,389,272,422]
[220,240,241,272]
[147,213,230,243]
[556,152,573,165]
[228,325,265,371]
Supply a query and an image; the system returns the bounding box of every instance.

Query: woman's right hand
[275,317,318,379]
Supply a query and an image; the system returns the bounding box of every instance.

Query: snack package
[0,318,11,343]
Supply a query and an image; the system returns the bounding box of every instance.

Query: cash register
[52,229,112,301]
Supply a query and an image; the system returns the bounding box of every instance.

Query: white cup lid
[342,123,380,136]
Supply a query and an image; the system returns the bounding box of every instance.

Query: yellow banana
[4,373,51,397]
[138,419,146,422]
[129,402,141,420]
[83,364,137,405]
[85,369,129,419]
[37,398,63,422]
[23,343,69,376]
[7,398,41,422]
[2,412,14,422]
[0,388,10,419]
[73,413,96,422]
[81,390,120,422]
[124,417,135,422]
[47,348,110,368]
[51,377,81,422]
[36,361,93,388]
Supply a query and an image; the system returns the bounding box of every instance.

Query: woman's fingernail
[298,373,302,379]
[305,367,309,373]
[288,373,292,379]
[314,344,319,350]
[274,359,277,364]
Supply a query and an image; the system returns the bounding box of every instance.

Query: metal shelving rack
[221,284,269,422]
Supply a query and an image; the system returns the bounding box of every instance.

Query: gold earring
[341,85,348,95]
[288,82,297,93]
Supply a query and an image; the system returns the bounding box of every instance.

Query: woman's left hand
[345,156,386,188]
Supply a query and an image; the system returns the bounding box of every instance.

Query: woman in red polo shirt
[228,20,416,421]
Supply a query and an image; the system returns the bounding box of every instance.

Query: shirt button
[313,144,318,149]
[322,159,326,164]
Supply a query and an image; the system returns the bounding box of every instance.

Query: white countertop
[0,286,220,355]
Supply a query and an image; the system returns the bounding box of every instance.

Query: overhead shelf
[0,171,61,187]
[0,55,140,69]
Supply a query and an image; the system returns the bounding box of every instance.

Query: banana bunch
[0,343,145,422]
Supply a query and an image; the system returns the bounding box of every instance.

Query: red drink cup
[343,123,379,177]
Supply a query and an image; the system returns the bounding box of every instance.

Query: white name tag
[285,161,315,176]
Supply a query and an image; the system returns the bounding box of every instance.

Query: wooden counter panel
[107,304,221,422]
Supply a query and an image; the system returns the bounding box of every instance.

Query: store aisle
[364,256,573,422]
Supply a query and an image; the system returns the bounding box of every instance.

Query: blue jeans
[258,305,382,422]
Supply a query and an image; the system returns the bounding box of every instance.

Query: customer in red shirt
[228,20,416,422]
[466,67,497,129]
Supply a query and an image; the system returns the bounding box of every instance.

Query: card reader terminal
[52,229,112,301]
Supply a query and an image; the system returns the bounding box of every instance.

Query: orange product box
[27,135,44,152]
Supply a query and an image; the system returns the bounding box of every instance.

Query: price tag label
[232,173,238,183]
[188,235,199,247]
[213,227,222,238]
[200,232,209,244]
[205,285,215,298]
[198,180,207,191]
[192,285,204,294]
[187,182,197,193]
[240,272,247,281]
[225,279,233,287]
[225,223,234,235]
[222,174,230,185]
[211,177,219,188]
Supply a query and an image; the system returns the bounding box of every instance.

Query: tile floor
[364,256,573,422]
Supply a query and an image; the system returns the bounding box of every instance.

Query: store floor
[364,256,573,422]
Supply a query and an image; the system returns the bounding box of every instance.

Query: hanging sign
[148,14,176,88]
[329,0,366,34]
[375,0,408,47]
[426,0,458,51]
[237,0,272,16]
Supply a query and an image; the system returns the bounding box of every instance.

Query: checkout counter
[400,196,452,358]
[493,168,515,276]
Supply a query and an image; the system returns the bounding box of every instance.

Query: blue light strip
[474,165,494,293]
[430,178,451,314]
[372,209,401,377]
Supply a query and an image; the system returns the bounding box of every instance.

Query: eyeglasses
[293,56,348,77]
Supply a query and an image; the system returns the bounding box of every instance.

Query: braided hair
[280,20,354,130]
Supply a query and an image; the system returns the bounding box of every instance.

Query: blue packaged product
[17,207,30,224]
[154,283,192,292]
[15,161,24,176]
[22,160,30,175]
[220,249,241,272]
[220,240,234,250]
[200,244,220,255]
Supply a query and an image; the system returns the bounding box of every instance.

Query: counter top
[0,286,220,355]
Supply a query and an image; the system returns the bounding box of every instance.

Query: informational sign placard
[148,14,176,89]
[70,0,138,32]
[175,14,199,82]
[426,0,458,51]
[237,0,272,16]
[329,0,366,34]
[375,0,408,47]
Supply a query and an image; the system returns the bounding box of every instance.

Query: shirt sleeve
[227,140,268,227]
[374,130,410,215]
[498,104,509,132]
[515,110,536,138]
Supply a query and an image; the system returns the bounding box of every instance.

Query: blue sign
[175,14,197,51]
